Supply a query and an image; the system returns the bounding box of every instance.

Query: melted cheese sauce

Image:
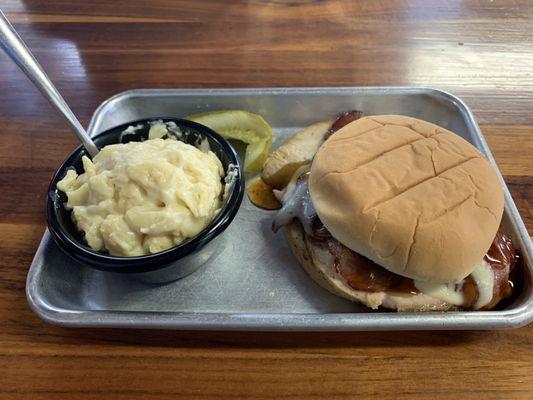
[414,280,465,306]
[272,171,315,234]
[471,260,495,309]
[415,260,494,309]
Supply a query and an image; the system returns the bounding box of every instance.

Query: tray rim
[26,86,533,331]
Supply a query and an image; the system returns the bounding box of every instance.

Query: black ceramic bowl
[47,118,244,282]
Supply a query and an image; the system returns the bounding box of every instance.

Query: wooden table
[1,1,531,398]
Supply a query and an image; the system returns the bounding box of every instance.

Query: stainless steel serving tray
[26,87,533,330]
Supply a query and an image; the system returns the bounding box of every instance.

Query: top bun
[309,115,504,283]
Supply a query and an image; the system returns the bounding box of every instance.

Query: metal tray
[26,87,533,330]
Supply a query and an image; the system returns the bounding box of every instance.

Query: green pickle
[185,110,272,174]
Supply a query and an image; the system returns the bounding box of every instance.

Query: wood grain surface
[0,1,532,399]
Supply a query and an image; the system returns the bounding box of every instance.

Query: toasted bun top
[309,115,504,283]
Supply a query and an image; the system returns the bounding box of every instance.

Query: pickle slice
[185,110,272,174]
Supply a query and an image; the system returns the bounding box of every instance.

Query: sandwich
[264,113,518,311]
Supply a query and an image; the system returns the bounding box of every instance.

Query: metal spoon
[0,10,99,157]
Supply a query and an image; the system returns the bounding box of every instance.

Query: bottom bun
[285,221,455,312]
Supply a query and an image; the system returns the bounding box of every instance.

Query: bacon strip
[324,110,364,140]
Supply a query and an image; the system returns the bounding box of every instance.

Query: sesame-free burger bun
[308,115,504,283]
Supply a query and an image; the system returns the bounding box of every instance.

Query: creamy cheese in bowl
[57,137,225,257]
[47,117,243,282]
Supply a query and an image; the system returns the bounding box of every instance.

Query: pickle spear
[185,110,272,174]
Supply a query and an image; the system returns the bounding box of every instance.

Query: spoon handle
[0,10,99,157]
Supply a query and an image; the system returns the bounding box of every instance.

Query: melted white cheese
[414,280,465,306]
[272,170,316,234]
[280,165,310,203]
[414,260,494,309]
[471,260,494,309]
[272,166,314,232]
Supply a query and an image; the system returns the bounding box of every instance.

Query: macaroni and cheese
[57,135,224,256]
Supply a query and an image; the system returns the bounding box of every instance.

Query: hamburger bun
[309,115,504,283]
[285,221,454,311]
